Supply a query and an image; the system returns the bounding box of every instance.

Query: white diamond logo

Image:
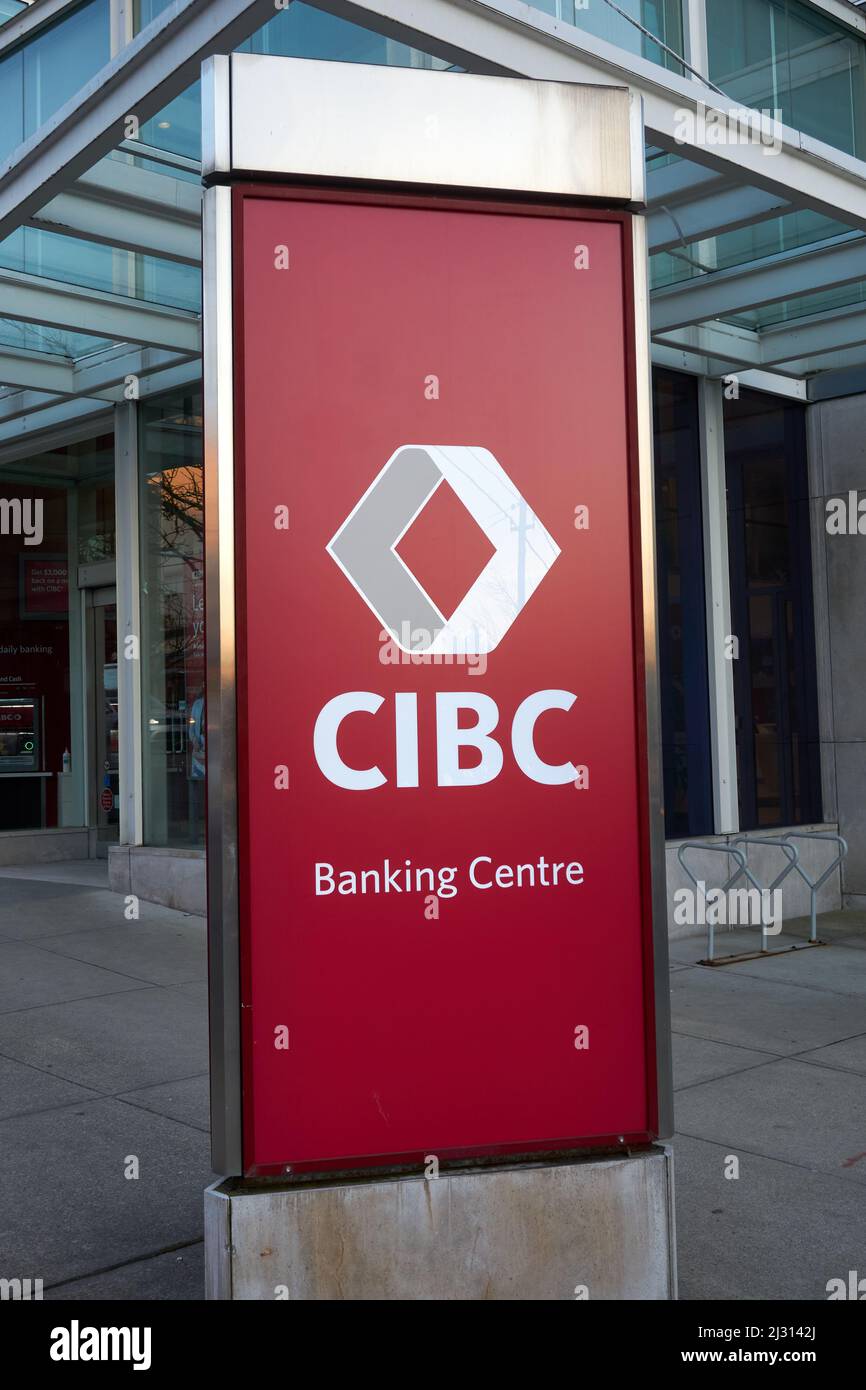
[327,444,560,655]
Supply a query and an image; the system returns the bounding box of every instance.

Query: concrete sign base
[205,1147,676,1300]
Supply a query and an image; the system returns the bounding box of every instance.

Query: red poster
[20,555,68,618]
[232,188,657,1175]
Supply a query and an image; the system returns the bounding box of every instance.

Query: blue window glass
[0,0,110,164]
[530,0,684,74]
[653,368,714,839]
[708,0,866,158]
[725,390,821,830]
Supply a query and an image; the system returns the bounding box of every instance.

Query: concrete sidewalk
[0,863,209,1299]
[1,865,865,1299]
[672,911,866,1300]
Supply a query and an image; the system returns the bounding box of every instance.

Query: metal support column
[115,400,143,846]
[699,377,739,834]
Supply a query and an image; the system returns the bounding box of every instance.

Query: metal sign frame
[202,52,671,1177]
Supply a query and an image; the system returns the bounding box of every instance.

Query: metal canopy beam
[0,347,75,394]
[28,159,202,265]
[0,0,84,54]
[651,338,808,397]
[0,0,277,244]
[0,352,201,425]
[0,389,67,424]
[655,306,866,378]
[651,236,866,333]
[0,269,201,353]
[0,395,114,451]
[648,185,791,254]
[72,344,198,397]
[652,322,762,370]
[0,345,199,423]
[780,345,866,377]
[758,303,866,367]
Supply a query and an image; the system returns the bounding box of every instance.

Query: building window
[0,0,110,165]
[725,388,821,829]
[139,389,205,848]
[0,435,113,833]
[535,0,685,73]
[707,0,866,159]
[653,368,714,839]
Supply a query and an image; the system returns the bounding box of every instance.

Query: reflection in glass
[139,390,205,848]
[653,369,713,838]
[725,389,820,829]
[707,0,866,158]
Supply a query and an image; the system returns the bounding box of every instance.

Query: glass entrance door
[87,590,119,853]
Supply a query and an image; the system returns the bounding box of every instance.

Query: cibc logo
[327,444,560,656]
[319,444,580,790]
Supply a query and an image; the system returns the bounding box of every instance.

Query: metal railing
[676,831,848,965]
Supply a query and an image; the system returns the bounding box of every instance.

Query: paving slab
[719,942,866,997]
[169,978,209,1004]
[0,1097,210,1288]
[35,920,206,988]
[0,888,121,941]
[0,1054,100,1121]
[0,940,149,1014]
[672,1034,772,1091]
[670,967,866,1053]
[117,1074,210,1132]
[0,985,208,1093]
[0,863,109,889]
[675,1057,866,1183]
[797,1033,866,1077]
[44,1243,204,1301]
[673,1132,866,1301]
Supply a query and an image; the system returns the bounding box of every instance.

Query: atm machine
[0,695,47,830]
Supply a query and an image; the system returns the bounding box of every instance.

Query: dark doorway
[725,389,821,830]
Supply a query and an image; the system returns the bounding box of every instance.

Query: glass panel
[77,469,116,564]
[0,224,202,314]
[652,367,713,838]
[133,0,174,28]
[0,0,26,26]
[707,0,866,158]
[93,599,119,844]
[139,388,205,848]
[0,476,69,830]
[239,1,455,65]
[747,592,782,825]
[0,434,112,831]
[724,389,821,830]
[562,0,684,73]
[0,319,117,359]
[735,274,866,331]
[0,0,111,164]
[137,85,202,163]
[711,214,853,276]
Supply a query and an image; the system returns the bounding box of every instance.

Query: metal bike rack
[780,831,848,945]
[677,842,765,965]
[676,831,848,966]
[728,835,800,960]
